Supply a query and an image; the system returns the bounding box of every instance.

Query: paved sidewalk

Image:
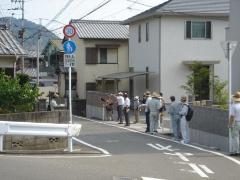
[103,114,173,138]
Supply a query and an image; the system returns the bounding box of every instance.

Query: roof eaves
[122,0,172,24]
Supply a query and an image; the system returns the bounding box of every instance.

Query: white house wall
[161,16,228,101]
[129,16,228,102]
[229,0,240,93]
[0,56,15,67]
[73,38,129,99]
[129,18,161,97]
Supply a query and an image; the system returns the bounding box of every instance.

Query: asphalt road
[0,116,239,180]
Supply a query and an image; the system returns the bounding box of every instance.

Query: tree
[181,62,210,100]
[213,76,228,109]
[0,72,40,113]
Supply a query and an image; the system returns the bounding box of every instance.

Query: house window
[138,24,141,43]
[86,48,98,64]
[100,48,107,64]
[146,22,149,42]
[185,21,211,39]
[86,82,96,91]
[65,80,77,90]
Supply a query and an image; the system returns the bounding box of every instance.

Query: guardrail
[0,121,82,152]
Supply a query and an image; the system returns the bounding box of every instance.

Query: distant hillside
[0,17,59,52]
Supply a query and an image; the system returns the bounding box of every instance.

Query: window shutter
[206,21,211,39]
[186,21,191,39]
[86,48,98,64]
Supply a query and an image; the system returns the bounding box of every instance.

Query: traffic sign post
[64,54,76,67]
[63,40,77,54]
[63,24,76,38]
[63,24,77,153]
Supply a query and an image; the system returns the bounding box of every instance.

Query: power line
[79,0,112,20]
[45,0,75,28]
[24,0,113,41]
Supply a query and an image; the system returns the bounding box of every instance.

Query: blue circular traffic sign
[63,40,77,54]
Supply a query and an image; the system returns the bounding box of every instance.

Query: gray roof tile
[0,29,26,56]
[71,20,129,40]
[123,0,229,24]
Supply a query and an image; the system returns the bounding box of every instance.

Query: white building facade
[228,0,240,93]
[124,0,229,102]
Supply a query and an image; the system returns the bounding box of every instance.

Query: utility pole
[37,18,42,86]
[11,0,25,72]
[21,0,25,73]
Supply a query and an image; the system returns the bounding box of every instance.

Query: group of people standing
[102,91,191,144]
[168,95,190,144]
[102,92,131,126]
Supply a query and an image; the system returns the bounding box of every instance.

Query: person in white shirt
[229,91,240,156]
[116,92,124,124]
[123,93,131,126]
[50,96,58,111]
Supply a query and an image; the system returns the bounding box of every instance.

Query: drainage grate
[12,141,24,148]
[112,176,139,180]
[49,137,59,143]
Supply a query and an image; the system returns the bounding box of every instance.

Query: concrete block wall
[189,106,229,152]
[86,91,118,120]
[0,110,70,151]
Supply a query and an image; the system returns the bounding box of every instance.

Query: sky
[0,0,167,37]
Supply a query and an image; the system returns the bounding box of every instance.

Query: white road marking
[184,153,193,156]
[188,163,209,178]
[155,144,178,152]
[147,143,178,152]
[74,116,240,166]
[0,154,110,159]
[147,143,162,151]
[142,177,167,180]
[164,152,190,162]
[199,165,214,174]
[72,137,110,155]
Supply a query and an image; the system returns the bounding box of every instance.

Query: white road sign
[64,54,76,67]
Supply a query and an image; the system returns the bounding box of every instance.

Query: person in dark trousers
[112,92,124,124]
[139,91,152,132]
[168,96,181,141]
[123,93,130,126]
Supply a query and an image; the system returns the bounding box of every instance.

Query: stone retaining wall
[0,110,70,151]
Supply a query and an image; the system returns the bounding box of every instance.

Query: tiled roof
[16,68,48,78]
[123,0,229,24]
[161,0,229,14]
[71,20,129,40]
[26,50,44,58]
[0,29,26,56]
[41,38,63,55]
[50,39,63,51]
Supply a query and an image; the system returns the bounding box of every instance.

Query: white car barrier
[0,121,82,152]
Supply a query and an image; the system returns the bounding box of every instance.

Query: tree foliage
[0,72,40,113]
[213,76,228,109]
[181,62,209,100]
[181,62,228,109]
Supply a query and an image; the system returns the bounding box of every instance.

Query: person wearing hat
[179,96,190,144]
[168,96,182,141]
[139,91,152,132]
[115,92,124,124]
[133,96,140,123]
[229,91,240,156]
[147,92,162,134]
